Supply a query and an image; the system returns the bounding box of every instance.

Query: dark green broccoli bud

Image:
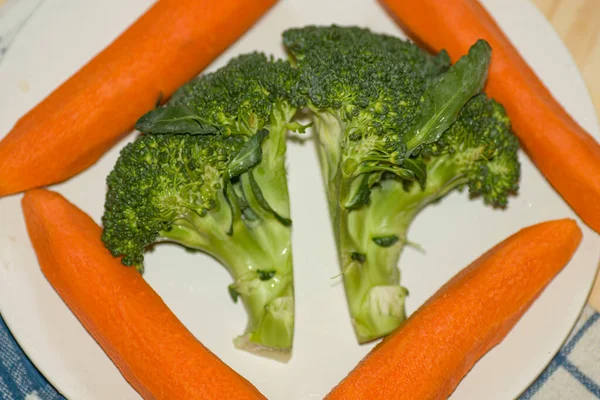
[135,52,300,230]
[283,26,491,207]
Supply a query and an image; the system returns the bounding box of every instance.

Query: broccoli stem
[312,107,472,342]
[338,156,468,342]
[218,220,294,351]
[228,102,296,351]
[219,217,294,351]
[338,180,416,342]
[157,106,297,352]
[163,213,294,351]
[312,110,344,210]
[252,102,297,220]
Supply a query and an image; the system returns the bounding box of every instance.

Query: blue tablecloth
[0,317,64,400]
[1,1,600,398]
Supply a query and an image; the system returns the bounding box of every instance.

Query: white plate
[0,0,599,399]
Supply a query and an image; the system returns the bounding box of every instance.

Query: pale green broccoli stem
[338,180,417,342]
[311,110,344,215]
[310,107,472,342]
[253,102,298,220]
[228,101,297,350]
[220,217,294,351]
[338,156,469,342]
[311,109,406,341]
[158,111,298,351]
[163,209,294,351]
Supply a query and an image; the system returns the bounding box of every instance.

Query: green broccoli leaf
[135,105,218,134]
[344,174,372,210]
[406,40,492,152]
[227,129,269,179]
[248,171,292,226]
[351,252,367,263]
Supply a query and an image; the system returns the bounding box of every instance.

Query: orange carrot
[0,0,276,197]
[326,219,582,400]
[22,189,266,400]
[379,0,600,234]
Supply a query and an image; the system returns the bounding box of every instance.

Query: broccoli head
[336,94,520,342]
[102,133,243,267]
[102,53,300,353]
[283,25,516,343]
[136,52,305,137]
[419,93,521,207]
[283,26,452,195]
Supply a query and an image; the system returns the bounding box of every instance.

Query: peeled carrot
[326,219,582,400]
[379,0,600,234]
[0,0,276,197]
[22,189,266,400]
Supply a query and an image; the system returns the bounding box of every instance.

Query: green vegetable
[282,26,520,342]
[405,40,492,152]
[342,94,520,342]
[135,104,219,134]
[103,26,521,351]
[102,53,300,353]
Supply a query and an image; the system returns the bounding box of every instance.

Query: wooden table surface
[531,0,600,310]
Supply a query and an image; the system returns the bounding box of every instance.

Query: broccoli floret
[102,53,300,353]
[419,93,521,207]
[168,52,305,136]
[136,52,305,137]
[103,134,243,267]
[283,26,514,342]
[333,94,520,342]
[282,26,451,194]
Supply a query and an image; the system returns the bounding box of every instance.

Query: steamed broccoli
[282,26,520,342]
[102,53,302,352]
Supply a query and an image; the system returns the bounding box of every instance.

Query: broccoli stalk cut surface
[283,26,519,342]
[102,53,303,353]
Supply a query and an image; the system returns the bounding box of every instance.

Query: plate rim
[0,0,599,398]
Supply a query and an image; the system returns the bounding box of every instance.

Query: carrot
[22,188,266,400]
[325,218,582,400]
[378,0,600,234]
[0,0,276,197]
